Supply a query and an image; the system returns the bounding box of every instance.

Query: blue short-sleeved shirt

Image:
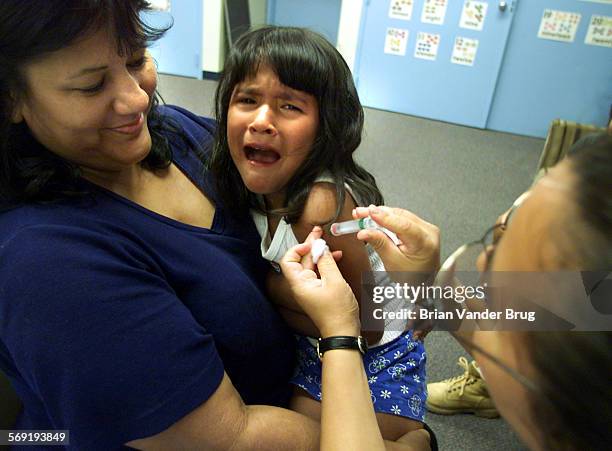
[0,106,295,450]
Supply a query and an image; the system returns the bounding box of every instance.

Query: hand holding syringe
[346,205,440,275]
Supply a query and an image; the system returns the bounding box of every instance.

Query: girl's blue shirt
[0,105,295,450]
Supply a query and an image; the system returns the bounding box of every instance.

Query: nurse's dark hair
[523,134,611,450]
[208,26,383,223]
[564,132,612,269]
[0,0,172,205]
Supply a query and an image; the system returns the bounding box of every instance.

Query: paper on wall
[414,32,441,61]
[421,0,448,26]
[384,28,410,56]
[459,1,488,31]
[389,0,414,21]
[537,9,581,43]
[585,15,612,48]
[451,36,479,66]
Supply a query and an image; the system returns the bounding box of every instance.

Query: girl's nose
[112,73,150,116]
[248,105,277,135]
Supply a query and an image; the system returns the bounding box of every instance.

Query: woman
[303,133,610,450]
[0,2,439,449]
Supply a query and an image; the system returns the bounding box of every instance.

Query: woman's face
[472,161,576,450]
[13,26,157,177]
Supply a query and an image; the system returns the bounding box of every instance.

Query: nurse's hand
[298,226,343,272]
[280,238,359,338]
[353,206,440,341]
[353,205,440,275]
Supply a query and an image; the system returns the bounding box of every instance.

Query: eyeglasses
[431,191,540,392]
[436,190,531,278]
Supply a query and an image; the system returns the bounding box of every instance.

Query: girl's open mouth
[244,146,281,164]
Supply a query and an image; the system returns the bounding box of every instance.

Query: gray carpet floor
[158,73,544,451]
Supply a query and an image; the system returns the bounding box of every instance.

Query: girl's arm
[293,183,384,342]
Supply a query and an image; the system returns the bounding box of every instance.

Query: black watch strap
[317,336,368,360]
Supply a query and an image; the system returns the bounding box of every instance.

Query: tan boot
[426,357,499,418]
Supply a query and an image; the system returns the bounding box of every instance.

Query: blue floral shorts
[291,331,427,421]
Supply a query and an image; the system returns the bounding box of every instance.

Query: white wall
[249,0,268,27]
[337,0,364,73]
[202,0,226,72]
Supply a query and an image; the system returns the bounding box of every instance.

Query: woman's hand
[353,206,440,340]
[280,229,359,338]
[353,205,440,275]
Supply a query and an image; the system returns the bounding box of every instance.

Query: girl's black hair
[0,0,173,205]
[208,26,383,223]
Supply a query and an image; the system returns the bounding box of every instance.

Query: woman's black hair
[0,0,172,205]
[208,26,383,223]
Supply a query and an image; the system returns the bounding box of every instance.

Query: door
[487,0,612,138]
[354,0,517,128]
[267,0,343,45]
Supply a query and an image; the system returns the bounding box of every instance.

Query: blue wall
[487,0,612,137]
[143,0,203,79]
[145,0,612,137]
[266,0,342,45]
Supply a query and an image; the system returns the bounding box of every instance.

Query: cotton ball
[311,238,328,264]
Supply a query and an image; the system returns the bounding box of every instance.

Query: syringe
[330,217,401,245]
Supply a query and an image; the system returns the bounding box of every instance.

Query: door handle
[499,1,507,12]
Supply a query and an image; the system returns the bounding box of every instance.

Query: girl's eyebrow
[234,86,259,96]
[235,86,309,103]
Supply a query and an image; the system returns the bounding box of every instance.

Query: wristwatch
[317,336,368,360]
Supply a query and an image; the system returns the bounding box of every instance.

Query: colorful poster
[389,0,414,21]
[451,36,479,66]
[537,9,581,43]
[459,1,488,31]
[585,15,612,48]
[384,28,409,56]
[421,0,448,26]
[414,32,441,61]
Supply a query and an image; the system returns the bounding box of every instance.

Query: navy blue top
[0,106,295,450]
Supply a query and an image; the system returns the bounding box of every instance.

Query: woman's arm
[1,225,318,450]
[130,227,433,451]
[280,240,386,451]
[127,373,320,450]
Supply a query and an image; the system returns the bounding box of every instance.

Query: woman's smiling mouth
[108,113,144,135]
